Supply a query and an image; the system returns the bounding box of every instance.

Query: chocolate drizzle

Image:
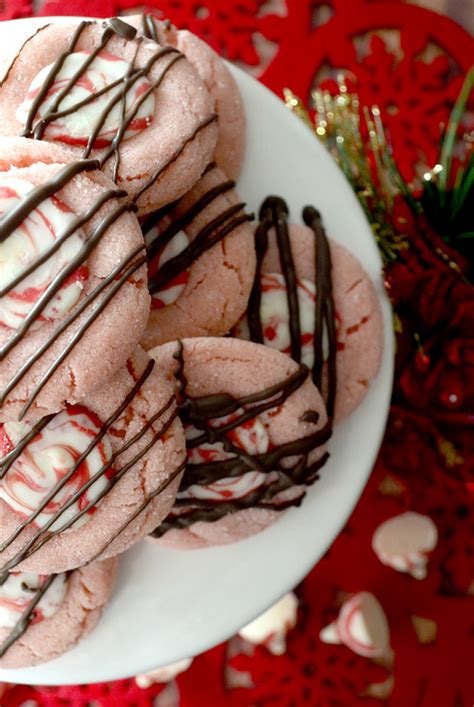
[0,359,179,578]
[142,164,253,295]
[132,113,218,204]
[250,197,301,360]
[0,572,66,658]
[21,20,179,169]
[0,160,99,239]
[9,247,146,421]
[87,457,186,565]
[246,196,337,419]
[107,17,138,41]
[0,156,148,417]
[303,205,337,418]
[0,415,55,479]
[0,19,218,413]
[151,340,332,538]
[15,16,218,195]
[2,198,135,360]
[141,14,174,43]
[142,13,160,43]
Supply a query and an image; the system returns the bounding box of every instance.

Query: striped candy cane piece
[0,405,114,531]
[0,177,88,331]
[17,51,155,149]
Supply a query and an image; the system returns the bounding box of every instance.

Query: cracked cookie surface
[0,19,218,215]
[233,223,383,420]
[0,558,117,668]
[0,347,185,574]
[127,13,246,180]
[149,337,329,549]
[0,137,150,423]
[141,163,256,350]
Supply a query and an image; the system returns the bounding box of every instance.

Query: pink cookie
[0,137,150,422]
[127,13,246,179]
[149,337,331,549]
[0,347,185,574]
[140,163,255,350]
[0,558,117,668]
[232,197,383,420]
[0,18,218,215]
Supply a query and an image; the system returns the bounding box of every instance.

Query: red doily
[0,1,473,705]
[7,0,469,180]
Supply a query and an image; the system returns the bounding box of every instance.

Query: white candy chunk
[372,512,438,579]
[239,592,298,655]
[17,51,155,147]
[179,412,271,502]
[0,572,67,628]
[135,657,193,687]
[147,228,190,309]
[319,621,341,644]
[320,592,390,659]
[233,272,319,368]
[0,407,113,531]
[0,177,86,331]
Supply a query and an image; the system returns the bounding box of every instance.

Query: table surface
[0,1,472,705]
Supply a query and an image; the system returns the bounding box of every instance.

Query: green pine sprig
[284,67,473,270]
[284,80,411,264]
[421,67,474,261]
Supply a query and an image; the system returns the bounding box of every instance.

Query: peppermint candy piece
[0,406,114,531]
[239,592,298,655]
[17,51,155,149]
[372,512,438,579]
[319,592,391,659]
[0,572,66,628]
[179,411,272,502]
[233,272,319,368]
[0,177,87,331]
[145,226,190,310]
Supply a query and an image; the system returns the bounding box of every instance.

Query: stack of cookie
[0,15,383,668]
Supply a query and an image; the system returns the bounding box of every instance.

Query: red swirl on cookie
[179,412,276,502]
[17,51,155,149]
[145,225,190,310]
[0,406,114,531]
[233,272,342,367]
[0,177,88,331]
[0,572,67,628]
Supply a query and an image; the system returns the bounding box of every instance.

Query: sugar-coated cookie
[149,337,331,549]
[127,13,246,179]
[0,137,150,422]
[232,197,383,420]
[140,163,255,350]
[0,558,117,668]
[0,18,218,214]
[0,347,185,574]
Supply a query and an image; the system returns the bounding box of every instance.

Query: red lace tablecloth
[0,1,473,705]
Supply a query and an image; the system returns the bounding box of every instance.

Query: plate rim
[0,15,394,685]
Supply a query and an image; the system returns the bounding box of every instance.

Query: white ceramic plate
[0,16,394,685]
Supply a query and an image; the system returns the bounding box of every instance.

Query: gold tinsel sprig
[284,69,474,271]
[284,76,413,264]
